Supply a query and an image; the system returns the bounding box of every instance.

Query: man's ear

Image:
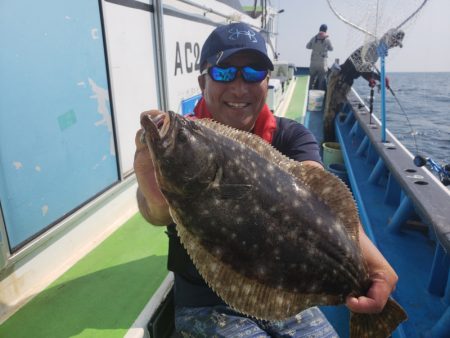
[198,75,206,92]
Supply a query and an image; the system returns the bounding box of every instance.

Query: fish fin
[213,184,252,199]
[350,298,408,338]
[176,220,342,320]
[197,119,292,167]
[289,163,361,242]
[210,166,253,199]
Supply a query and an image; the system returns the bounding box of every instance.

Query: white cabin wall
[102,1,160,175]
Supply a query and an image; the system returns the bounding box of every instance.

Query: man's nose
[229,71,249,93]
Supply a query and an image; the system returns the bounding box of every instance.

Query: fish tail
[350,298,408,338]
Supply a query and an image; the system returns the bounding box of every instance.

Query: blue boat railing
[333,88,450,338]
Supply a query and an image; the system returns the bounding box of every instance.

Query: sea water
[353,72,450,166]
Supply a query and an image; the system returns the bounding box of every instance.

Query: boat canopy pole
[153,0,169,111]
[374,65,419,153]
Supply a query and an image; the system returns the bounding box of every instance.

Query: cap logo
[228,28,257,43]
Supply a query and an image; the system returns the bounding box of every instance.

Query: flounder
[140,110,407,338]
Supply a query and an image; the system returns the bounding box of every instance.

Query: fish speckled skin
[141,110,407,338]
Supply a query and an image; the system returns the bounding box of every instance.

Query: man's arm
[134,112,172,226]
[360,71,380,83]
[327,39,334,51]
[301,160,324,169]
[346,225,398,313]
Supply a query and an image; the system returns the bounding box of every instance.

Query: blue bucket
[327,163,349,186]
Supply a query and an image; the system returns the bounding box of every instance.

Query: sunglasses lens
[241,67,268,82]
[207,66,268,83]
[209,66,237,82]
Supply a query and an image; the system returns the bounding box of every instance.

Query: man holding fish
[134,22,405,337]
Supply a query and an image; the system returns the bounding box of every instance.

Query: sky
[273,0,450,72]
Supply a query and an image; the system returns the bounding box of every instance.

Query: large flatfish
[140,110,407,338]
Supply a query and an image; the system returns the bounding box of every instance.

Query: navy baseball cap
[200,22,274,71]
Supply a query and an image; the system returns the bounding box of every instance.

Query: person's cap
[393,29,405,48]
[319,24,328,32]
[200,22,274,71]
[382,28,405,48]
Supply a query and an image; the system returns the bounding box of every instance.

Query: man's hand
[346,272,394,313]
[372,77,390,92]
[134,125,159,205]
[134,111,172,225]
[347,225,399,314]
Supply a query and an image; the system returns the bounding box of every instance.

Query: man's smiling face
[198,52,269,132]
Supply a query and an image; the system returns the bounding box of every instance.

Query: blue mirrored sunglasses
[202,65,268,83]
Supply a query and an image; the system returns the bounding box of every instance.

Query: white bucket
[322,142,344,167]
[307,90,325,111]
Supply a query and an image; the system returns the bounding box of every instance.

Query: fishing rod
[368,84,374,124]
[414,155,450,186]
[372,71,450,185]
[373,66,419,155]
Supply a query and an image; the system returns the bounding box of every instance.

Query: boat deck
[277,71,309,122]
[0,214,169,338]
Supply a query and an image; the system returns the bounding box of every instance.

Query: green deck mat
[284,75,309,122]
[0,213,169,338]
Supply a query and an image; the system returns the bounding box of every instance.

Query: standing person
[323,28,405,143]
[134,22,399,337]
[306,24,333,90]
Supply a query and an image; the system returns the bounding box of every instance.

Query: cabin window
[0,1,119,251]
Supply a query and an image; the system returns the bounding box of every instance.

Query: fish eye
[177,129,188,143]
[188,119,200,130]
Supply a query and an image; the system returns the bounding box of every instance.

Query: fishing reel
[414,155,450,186]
